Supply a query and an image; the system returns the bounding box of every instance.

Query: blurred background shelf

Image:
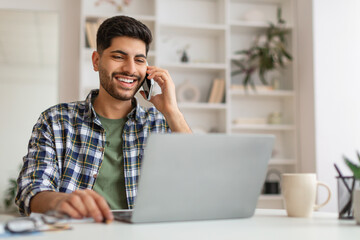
[79,0,298,210]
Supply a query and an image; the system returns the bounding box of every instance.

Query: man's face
[92,36,147,101]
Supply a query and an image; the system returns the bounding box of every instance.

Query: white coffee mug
[282,173,331,218]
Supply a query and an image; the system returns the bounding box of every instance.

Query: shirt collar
[84,89,101,125]
[84,89,146,124]
[126,97,147,123]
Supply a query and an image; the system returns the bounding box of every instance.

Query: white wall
[0,0,81,102]
[0,0,80,212]
[0,66,58,212]
[313,0,360,212]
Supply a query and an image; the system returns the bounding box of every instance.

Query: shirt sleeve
[149,106,172,133]
[15,112,60,216]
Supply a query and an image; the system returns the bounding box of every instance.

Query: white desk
[1,209,359,240]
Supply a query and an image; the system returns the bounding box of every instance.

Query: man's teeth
[116,77,134,83]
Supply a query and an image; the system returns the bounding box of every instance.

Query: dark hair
[96,15,152,55]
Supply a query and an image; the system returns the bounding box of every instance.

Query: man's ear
[92,51,100,71]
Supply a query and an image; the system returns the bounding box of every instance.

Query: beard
[99,66,143,101]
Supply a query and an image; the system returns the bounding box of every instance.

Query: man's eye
[136,59,146,63]
[113,56,123,60]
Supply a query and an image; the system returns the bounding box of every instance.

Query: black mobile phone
[142,62,154,100]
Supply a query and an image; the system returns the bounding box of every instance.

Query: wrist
[30,191,64,213]
[163,108,192,133]
[163,106,181,121]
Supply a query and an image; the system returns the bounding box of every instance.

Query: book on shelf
[208,78,225,103]
[85,22,96,49]
[85,20,102,49]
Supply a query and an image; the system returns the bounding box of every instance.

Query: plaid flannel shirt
[15,90,170,215]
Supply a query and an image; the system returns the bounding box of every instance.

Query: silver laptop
[113,133,275,223]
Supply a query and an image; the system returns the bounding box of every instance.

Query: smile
[115,77,135,83]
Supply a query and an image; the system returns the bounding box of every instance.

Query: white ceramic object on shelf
[177,80,201,103]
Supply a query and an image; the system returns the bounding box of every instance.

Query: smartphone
[142,62,154,101]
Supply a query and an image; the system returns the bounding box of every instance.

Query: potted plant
[3,177,18,214]
[344,152,360,224]
[232,8,292,89]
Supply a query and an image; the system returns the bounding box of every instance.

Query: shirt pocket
[61,141,103,191]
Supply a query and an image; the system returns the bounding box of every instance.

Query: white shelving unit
[79,0,298,209]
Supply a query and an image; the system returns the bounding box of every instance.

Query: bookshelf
[79,0,298,209]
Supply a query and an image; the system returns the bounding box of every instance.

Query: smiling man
[15,16,191,223]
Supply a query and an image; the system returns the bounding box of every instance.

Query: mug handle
[314,181,332,211]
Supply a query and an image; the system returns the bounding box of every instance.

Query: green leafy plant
[3,164,21,213]
[344,152,360,179]
[232,8,292,89]
[3,177,17,212]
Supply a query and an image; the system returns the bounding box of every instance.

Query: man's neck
[93,89,134,119]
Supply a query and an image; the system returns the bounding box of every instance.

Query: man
[15,15,191,223]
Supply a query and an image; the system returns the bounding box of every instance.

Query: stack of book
[208,78,225,103]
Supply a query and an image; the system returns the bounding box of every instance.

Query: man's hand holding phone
[140,64,191,133]
[140,65,178,115]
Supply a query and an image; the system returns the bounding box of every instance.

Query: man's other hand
[30,190,114,223]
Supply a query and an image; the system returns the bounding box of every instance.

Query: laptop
[113,133,275,223]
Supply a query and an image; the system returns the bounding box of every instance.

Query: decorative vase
[354,180,360,225]
[181,50,189,63]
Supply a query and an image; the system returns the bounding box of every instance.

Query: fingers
[92,192,114,222]
[78,191,104,222]
[86,190,114,222]
[55,189,113,223]
[67,193,87,217]
[147,66,170,78]
[55,199,82,219]
[146,66,171,87]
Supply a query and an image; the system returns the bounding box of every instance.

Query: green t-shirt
[93,114,128,209]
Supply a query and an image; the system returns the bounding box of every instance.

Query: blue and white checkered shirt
[15,90,170,215]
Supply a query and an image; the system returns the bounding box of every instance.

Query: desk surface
[1,209,359,240]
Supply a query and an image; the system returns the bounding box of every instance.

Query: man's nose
[122,59,136,75]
